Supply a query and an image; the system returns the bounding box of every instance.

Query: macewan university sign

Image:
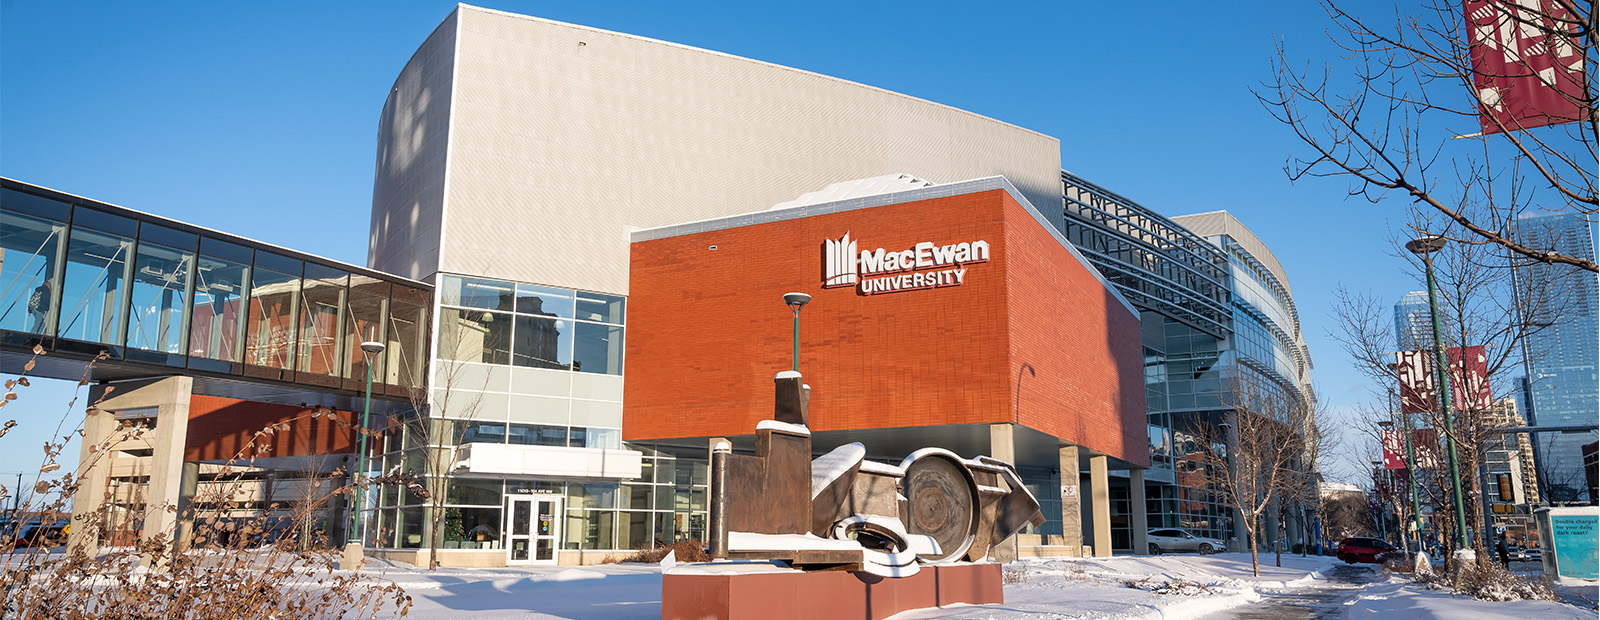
[823,233,989,295]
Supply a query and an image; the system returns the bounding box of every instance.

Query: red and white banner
[1382,428,1443,469]
[1464,0,1590,134]
[1395,346,1492,413]
[1382,429,1408,469]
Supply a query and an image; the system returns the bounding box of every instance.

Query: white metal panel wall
[368,11,459,282]
[431,5,1062,295]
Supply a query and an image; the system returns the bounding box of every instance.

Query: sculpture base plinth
[661,563,1002,620]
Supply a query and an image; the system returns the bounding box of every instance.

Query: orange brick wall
[624,188,1145,463]
[1001,196,1148,465]
[185,395,356,461]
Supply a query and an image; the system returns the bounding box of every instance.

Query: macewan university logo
[823,233,989,295]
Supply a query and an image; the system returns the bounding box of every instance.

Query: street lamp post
[783,292,810,372]
[1405,234,1470,551]
[345,338,386,568]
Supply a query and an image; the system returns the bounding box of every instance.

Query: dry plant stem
[2,346,415,619]
[1258,0,1598,273]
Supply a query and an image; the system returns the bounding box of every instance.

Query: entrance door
[506,496,561,565]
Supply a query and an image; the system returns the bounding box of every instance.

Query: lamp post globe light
[783,292,810,372]
[1405,234,1470,551]
[345,338,386,568]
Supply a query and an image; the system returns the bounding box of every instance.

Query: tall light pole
[346,338,386,567]
[783,292,810,372]
[1405,234,1470,551]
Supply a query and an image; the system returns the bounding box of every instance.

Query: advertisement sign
[1535,506,1599,584]
[1465,0,1590,134]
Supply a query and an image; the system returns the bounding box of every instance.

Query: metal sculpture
[708,371,1045,576]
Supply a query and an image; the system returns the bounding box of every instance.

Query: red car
[1338,537,1399,564]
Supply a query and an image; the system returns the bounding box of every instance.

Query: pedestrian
[1496,534,1509,568]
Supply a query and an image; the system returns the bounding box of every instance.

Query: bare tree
[1258,0,1597,272]
[1193,368,1320,576]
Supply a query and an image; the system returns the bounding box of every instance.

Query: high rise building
[1511,212,1599,503]
[1394,291,1434,352]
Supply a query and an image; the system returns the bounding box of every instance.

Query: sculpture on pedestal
[706,371,1045,577]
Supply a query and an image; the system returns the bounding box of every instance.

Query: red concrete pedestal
[661,563,1002,620]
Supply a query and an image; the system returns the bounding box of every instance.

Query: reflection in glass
[399,506,424,548]
[573,323,622,375]
[516,283,573,318]
[438,307,509,364]
[513,315,569,369]
[576,291,624,324]
[0,210,66,335]
[440,275,514,310]
[509,423,566,446]
[298,266,347,377]
[189,254,249,363]
[58,227,134,344]
[246,266,299,369]
[126,241,194,354]
[386,295,428,389]
[345,276,388,382]
[445,507,502,549]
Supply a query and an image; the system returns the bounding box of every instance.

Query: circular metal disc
[903,454,977,561]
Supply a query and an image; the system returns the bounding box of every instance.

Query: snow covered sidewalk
[1345,574,1595,620]
[367,552,1342,619]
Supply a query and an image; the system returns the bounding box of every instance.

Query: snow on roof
[769,174,935,211]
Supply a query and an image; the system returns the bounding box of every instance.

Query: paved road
[1197,564,1382,620]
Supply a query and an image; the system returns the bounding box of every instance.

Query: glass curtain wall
[0,183,431,395]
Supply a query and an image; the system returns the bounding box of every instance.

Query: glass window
[189,253,249,363]
[399,506,424,548]
[385,294,428,390]
[584,428,622,450]
[345,276,389,382]
[622,484,652,510]
[566,483,616,510]
[458,421,506,444]
[443,507,502,549]
[57,227,134,344]
[125,240,195,357]
[0,209,66,335]
[508,423,566,446]
[245,266,299,369]
[576,291,624,324]
[298,265,347,377]
[620,511,652,550]
[437,307,510,365]
[447,479,504,505]
[440,275,514,310]
[513,315,571,369]
[515,283,573,318]
[573,323,623,375]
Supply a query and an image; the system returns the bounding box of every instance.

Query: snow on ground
[370,552,1341,620]
[894,552,1340,620]
[1346,573,1594,620]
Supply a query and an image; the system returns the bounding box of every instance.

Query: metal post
[782,292,810,373]
[708,441,730,559]
[349,339,386,555]
[1418,247,1470,550]
[792,311,800,372]
[1401,408,1424,540]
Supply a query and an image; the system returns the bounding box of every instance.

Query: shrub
[605,539,712,564]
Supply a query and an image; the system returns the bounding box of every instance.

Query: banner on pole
[1465,0,1590,134]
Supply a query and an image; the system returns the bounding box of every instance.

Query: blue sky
[2,1,1454,484]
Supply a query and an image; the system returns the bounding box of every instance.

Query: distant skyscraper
[1512,212,1599,503]
[1394,291,1434,352]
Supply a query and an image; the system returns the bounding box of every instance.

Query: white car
[1147,529,1224,555]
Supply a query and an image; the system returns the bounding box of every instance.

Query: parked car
[1337,537,1399,564]
[1523,547,1542,562]
[1147,529,1225,555]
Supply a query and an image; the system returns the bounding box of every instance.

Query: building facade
[1510,212,1599,503]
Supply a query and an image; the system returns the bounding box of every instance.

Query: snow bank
[1347,575,1593,620]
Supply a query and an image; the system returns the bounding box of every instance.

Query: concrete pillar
[988,424,1017,562]
[1130,468,1148,555]
[1089,455,1112,557]
[70,377,192,568]
[1058,445,1083,554]
[68,398,120,559]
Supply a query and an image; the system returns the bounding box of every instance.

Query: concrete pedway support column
[1058,445,1083,555]
[988,423,1017,562]
[1130,468,1148,555]
[1089,455,1111,557]
[68,377,192,568]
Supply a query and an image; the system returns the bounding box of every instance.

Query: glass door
[505,495,561,565]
